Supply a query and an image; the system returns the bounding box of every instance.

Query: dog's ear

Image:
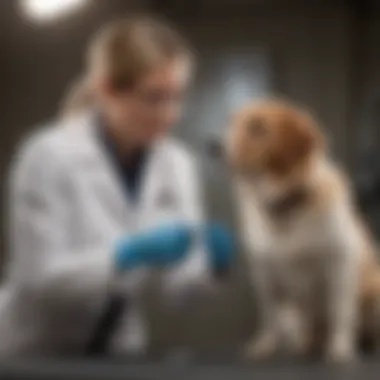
[267,112,324,176]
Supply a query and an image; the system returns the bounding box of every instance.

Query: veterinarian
[0,15,233,357]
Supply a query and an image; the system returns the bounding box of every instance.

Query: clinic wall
[355,17,380,149]
[352,16,380,236]
[0,0,368,350]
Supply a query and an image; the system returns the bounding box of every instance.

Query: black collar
[266,186,311,218]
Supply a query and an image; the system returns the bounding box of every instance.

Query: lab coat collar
[93,113,150,202]
[71,111,170,229]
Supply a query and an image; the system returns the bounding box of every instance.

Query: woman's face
[100,57,191,147]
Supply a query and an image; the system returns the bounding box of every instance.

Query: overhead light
[20,0,90,23]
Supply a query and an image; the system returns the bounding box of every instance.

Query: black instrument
[85,294,127,356]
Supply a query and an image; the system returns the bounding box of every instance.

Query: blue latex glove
[202,223,235,273]
[114,222,193,271]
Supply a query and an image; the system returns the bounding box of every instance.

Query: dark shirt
[96,117,149,202]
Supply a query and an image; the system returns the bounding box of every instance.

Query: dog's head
[226,100,325,179]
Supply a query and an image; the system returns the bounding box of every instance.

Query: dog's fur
[226,99,380,363]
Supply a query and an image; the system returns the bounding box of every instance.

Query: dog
[226,99,380,363]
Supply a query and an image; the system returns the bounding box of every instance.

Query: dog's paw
[287,333,311,357]
[325,337,357,364]
[278,306,309,357]
[245,331,278,361]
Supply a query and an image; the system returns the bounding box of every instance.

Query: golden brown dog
[226,99,380,363]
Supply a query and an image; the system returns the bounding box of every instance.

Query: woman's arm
[6,135,196,307]
[6,136,125,306]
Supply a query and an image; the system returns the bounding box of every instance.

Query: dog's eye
[249,119,267,137]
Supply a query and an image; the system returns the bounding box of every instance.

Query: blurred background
[0,0,380,354]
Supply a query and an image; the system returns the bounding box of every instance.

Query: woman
[0,15,232,357]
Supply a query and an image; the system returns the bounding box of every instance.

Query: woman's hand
[114,222,193,271]
[114,221,235,274]
[160,222,235,311]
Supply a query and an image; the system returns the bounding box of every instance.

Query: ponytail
[60,76,93,118]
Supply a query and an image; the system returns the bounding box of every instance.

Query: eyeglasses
[131,87,185,108]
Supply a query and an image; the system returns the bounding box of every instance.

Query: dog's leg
[278,302,309,357]
[235,183,278,360]
[245,253,279,360]
[324,248,359,363]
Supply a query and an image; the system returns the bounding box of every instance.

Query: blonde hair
[61,14,193,117]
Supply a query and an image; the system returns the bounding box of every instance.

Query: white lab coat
[0,112,209,357]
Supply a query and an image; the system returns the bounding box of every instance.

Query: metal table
[0,356,379,380]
